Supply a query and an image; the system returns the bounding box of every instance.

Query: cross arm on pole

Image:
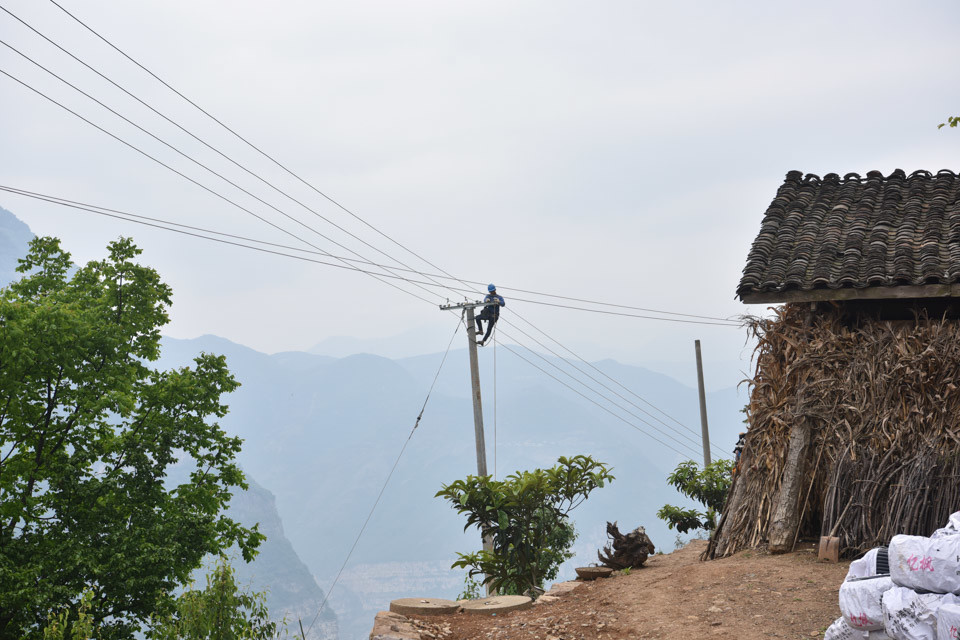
[439,300,500,311]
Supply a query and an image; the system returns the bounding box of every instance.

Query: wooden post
[767,307,816,554]
[694,340,712,469]
[767,419,811,553]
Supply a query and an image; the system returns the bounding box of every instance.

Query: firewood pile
[597,521,655,569]
[709,302,960,560]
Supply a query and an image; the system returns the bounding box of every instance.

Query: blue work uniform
[476,293,505,344]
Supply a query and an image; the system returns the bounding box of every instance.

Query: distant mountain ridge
[1,204,747,640]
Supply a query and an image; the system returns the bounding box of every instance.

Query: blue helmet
[487,284,496,292]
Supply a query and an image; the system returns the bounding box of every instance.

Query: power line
[505,299,739,326]
[498,318,726,459]
[46,0,473,294]
[513,310,728,449]
[2,184,733,460]
[302,318,462,638]
[0,66,443,307]
[0,20,452,308]
[496,327,706,460]
[0,186,470,294]
[0,184,740,327]
[40,0,739,329]
[10,3,735,454]
[496,342,695,459]
[0,4,462,303]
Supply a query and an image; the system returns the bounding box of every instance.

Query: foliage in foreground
[436,455,614,595]
[939,116,959,129]
[43,560,283,640]
[657,459,733,534]
[0,237,263,639]
[147,559,282,640]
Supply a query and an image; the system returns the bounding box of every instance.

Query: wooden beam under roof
[740,283,960,305]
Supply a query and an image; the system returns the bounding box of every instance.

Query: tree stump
[597,522,655,569]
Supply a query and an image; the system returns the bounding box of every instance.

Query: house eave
[740,283,960,305]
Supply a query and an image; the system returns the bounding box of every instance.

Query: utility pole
[440,299,498,592]
[694,339,712,469]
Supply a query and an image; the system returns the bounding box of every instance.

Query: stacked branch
[710,303,960,559]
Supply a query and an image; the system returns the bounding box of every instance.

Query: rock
[533,595,559,605]
[370,611,420,640]
[545,581,582,597]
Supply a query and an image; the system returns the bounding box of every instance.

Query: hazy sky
[2,0,959,390]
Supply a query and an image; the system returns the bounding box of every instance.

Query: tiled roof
[737,169,960,301]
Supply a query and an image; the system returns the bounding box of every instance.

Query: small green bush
[657,459,733,534]
[437,455,614,596]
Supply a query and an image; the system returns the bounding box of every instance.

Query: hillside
[156,333,747,639]
[406,541,850,640]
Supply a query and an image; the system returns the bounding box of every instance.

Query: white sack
[936,602,960,640]
[849,548,883,581]
[932,513,960,540]
[889,535,960,593]
[825,617,867,640]
[841,576,895,631]
[882,586,960,640]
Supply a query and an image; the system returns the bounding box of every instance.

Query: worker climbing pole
[474,284,506,347]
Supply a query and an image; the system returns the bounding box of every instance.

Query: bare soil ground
[411,540,850,640]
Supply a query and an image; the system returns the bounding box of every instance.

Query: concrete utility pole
[694,339,712,469]
[440,299,499,591]
[464,305,489,478]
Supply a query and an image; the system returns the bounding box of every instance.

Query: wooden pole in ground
[767,307,816,554]
[694,340,712,468]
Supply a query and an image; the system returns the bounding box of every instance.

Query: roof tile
[737,169,960,299]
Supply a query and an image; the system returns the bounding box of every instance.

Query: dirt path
[412,540,850,640]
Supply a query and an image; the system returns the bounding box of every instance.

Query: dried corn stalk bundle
[709,302,960,559]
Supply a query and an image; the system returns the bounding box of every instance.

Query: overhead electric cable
[0,184,738,326]
[496,327,706,460]
[302,318,462,638]
[506,309,726,453]
[46,0,476,287]
[3,184,733,461]
[0,67,443,306]
[496,342,694,459]
[0,31,450,307]
[14,2,735,451]
[40,0,740,327]
[498,318,725,459]
[0,5,463,300]
[0,186,472,294]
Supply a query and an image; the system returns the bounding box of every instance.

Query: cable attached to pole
[493,329,497,481]
[303,318,461,637]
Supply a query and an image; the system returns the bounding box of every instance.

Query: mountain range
[1,206,747,640]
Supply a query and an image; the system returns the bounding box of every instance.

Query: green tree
[656,459,733,534]
[436,455,614,595]
[147,558,281,640]
[0,237,263,639]
[939,117,959,129]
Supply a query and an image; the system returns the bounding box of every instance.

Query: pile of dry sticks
[710,303,960,559]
